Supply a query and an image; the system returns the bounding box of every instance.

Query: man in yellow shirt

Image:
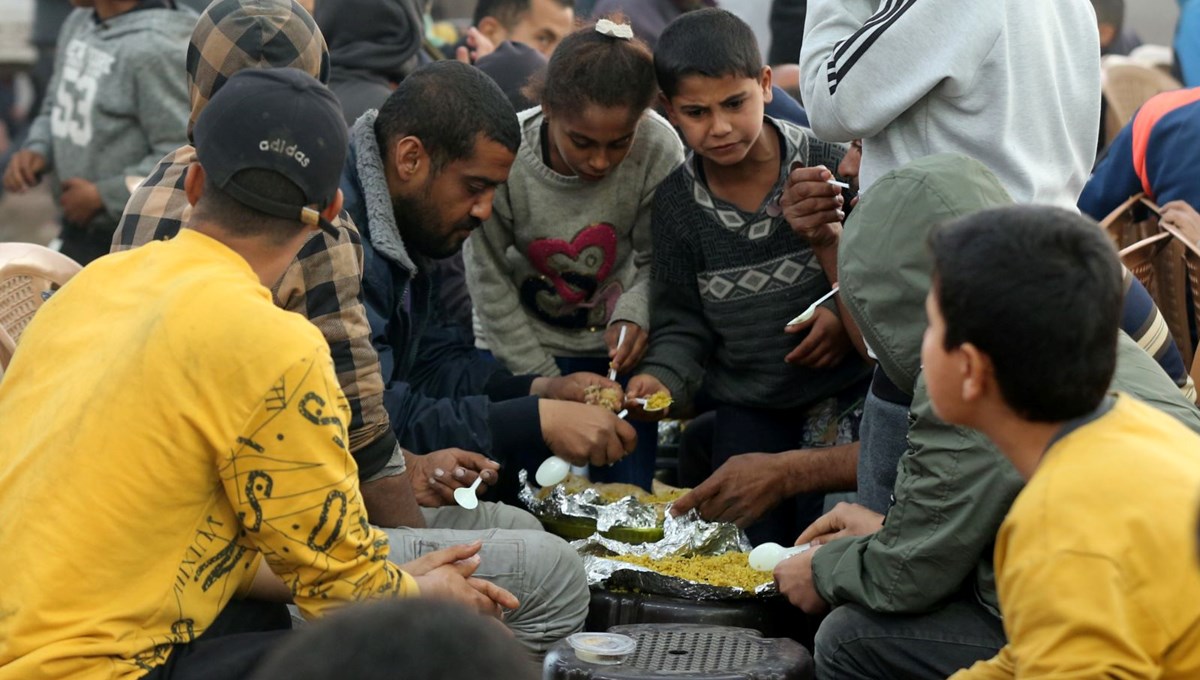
[0,68,516,680]
[920,206,1200,679]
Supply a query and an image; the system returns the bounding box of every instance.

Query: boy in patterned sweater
[628,8,870,545]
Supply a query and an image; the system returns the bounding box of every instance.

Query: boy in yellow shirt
[0,68,515,680]
[921,206,1200,679]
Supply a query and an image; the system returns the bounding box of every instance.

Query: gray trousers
[381,502,589,654]
[856,390,911,514]
[814,599,1006,680]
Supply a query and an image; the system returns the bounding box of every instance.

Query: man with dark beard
[343,61,637,495]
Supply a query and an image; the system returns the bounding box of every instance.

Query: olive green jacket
[815,154,1200,616]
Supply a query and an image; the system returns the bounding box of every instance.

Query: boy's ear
[760,66,774,104]
[321,189,344,223]
[958,342,994,405]
[659,93,679,126]
[184,162,205,207]
[476,16,507,45]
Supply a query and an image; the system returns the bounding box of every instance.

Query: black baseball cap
[193,67,347,237]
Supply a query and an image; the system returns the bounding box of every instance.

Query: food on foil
[535,474,686,509]
[574,510,767,599]
[610,553,770,591]
[585,385,623,411]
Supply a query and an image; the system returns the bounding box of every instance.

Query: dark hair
[375,61,520,172]
[474,0,575,29]
[249,600,539,680]
[654,8,763,98]
[1090,0,1125,30]
[930,206,1123,422]
[194,169,311,245]
[527,17,657,118]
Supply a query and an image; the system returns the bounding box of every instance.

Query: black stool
[586,590,817,650]
[543,623,814,679]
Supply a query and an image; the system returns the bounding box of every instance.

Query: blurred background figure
[767,0,804,98]
[315,0,428,125]
[250,600,539,680]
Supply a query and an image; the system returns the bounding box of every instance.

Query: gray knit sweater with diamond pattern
[639,118,870,410]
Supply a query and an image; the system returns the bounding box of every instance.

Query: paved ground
[0,184,59,246]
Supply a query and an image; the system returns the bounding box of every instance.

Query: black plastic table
[543,623,814,680]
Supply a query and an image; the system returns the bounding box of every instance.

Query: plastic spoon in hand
[453,475,485,510]
[748,542,814,571]
[786,286,839,327]
[607,325,628,381]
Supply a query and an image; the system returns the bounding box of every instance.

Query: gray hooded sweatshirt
[815,154,1200,617]
[24,3,194,234]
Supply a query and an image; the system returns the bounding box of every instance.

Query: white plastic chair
[0,243,82,369]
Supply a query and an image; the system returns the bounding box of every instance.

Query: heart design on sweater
[520,223,622,329]
[520,275,625,329]
[526,224,618,305]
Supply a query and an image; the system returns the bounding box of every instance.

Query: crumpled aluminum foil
[574,509,776,600]
[518,469,658,531]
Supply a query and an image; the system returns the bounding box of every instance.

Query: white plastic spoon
[535,456,571,487]
[453,476,485,510]
[607,325,628,381]
[748,542,813,572]
[786,286,840,327]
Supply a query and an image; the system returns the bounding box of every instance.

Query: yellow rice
[610,552,770,591]
[645,391,673,411]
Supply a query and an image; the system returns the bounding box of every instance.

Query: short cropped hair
[249,600,539,680]
[654,8,763,99]
[474,0,574,30]
[375,61,520,172]
[193,169,310,245]
[1091,0,1125,30]
[930,206,1124,422]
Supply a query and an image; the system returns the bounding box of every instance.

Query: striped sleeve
[799,0,999,141]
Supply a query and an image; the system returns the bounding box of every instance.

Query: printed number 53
[50,73,97,146]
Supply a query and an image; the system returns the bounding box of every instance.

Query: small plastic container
[566,632,636,665]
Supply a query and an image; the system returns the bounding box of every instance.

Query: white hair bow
[595,18,634,40]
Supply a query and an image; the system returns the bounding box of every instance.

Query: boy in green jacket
[774,155,1200,679]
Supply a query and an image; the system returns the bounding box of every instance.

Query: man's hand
[625,374,670,421]
[671,453,790,527]
[60,178,104,225]
[3,150,46,192]
[404,541,520,619]
[784,307,851,368]
[539,399,637,467]
[454,26,497,64]
[774,544,829,614]
[795,502,884,547]
[780,165,844,247]
[605,321,648,375]
[404,449,501,508]
[531,371,622,404]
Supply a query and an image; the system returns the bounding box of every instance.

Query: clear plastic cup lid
[567,632,637,657]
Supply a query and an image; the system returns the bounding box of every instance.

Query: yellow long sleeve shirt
[0,230,416,680]
[952,395,1200,679]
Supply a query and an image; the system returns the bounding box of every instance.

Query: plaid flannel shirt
[113,146,399,478]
